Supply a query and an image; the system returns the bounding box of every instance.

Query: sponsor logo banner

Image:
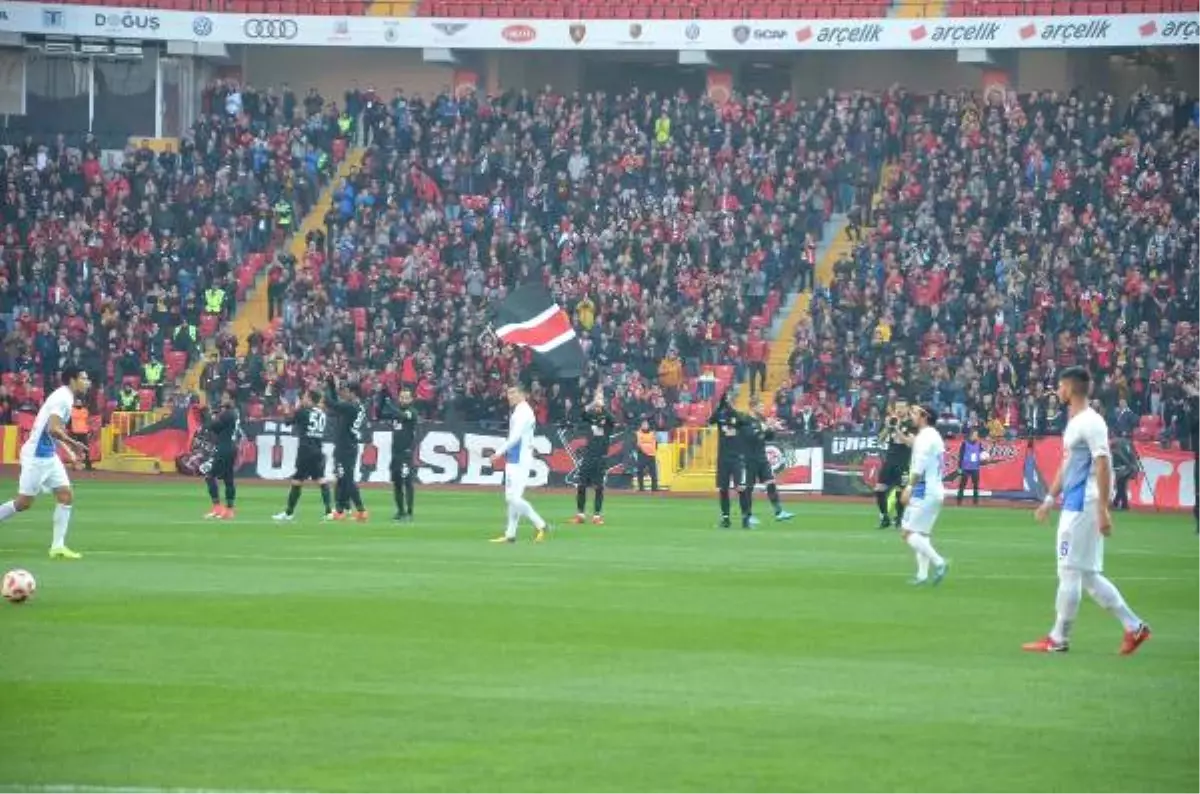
[0,6,1191,50]
[1030,438,1195,510]
[823,433,1026,498]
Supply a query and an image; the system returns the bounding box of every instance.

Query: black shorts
[578,457,607,488]
[208,451,235,480]
[716,456,747,490]
[391,451,415,483]
[746,457,773,486]
[292,447,326,481]
[333,449,357,480]
[880,460,909,489]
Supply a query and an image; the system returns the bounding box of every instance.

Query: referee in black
[379,386,419,523]
[875,400,915,528]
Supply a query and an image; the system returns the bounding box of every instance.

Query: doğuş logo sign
[502,24,536,43]
[94,12,160,31]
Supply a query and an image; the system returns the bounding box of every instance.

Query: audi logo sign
[501,24,536,43]
[243,19,298,40]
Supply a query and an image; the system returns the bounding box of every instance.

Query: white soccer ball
[2,569,36,604]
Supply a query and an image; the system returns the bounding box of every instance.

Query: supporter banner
[763,436,824,493]
[2,5,1196,51]
[822,433,1029,498]
[158,415,642,488]
[1029,438,1196,511]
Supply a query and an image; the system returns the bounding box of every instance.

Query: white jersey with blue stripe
[501,400,537,468]
[1060,407,1110,511]
[21,385,74,460]
[910,426,946,501]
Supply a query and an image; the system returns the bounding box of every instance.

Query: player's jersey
[389,405,419,456]
[207,407,242,455]
[294,406,327,452]
[709,406,748,459]
[328,399,366,454]
[503,401,537,467]
[909,426,946,500]
[739,415,775,463]
[884,426,914,469]
[22,385,73,460]
[578,406,616,461]
[1061,407,1111,510]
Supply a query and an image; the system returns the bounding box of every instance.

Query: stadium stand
[784,87,1198,446]
[0,79,348,418]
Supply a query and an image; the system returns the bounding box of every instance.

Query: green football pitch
[0,481,1195,793]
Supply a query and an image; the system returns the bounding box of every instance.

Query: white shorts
[504,467,528,501]
[18,456,71,496]
[1057,501,1104,573]
[901,495,943,535]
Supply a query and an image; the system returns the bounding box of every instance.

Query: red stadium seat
[138,389,156,411]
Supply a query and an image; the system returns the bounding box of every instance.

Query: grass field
[0,480,1195,793]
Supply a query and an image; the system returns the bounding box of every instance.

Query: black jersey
[207,406,241,456]
[326,384,366,455]
[293,406,327,451]
[379,394,419,459]
[740,415,775,463]
[577,406,617,461]
[709,404,749,459]
[882,423,914,469]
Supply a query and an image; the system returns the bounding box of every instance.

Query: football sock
[319,484,332,513]
[513,496,545,530]
[224,478,236,509]
[906,533,930,579]
[286,485,302,516]
[1051,569,1082,644]
[350,485,365,513]
[206,477,220,504]
[875,490,888,516]
[767,483,782,514]
[393,482,406,514]
[576,486,587,514]
[894,495,906,524]
[51,504,72,549]
[505,503,519,539]
[404,479,414,517]
[594,486,604,515]
[907,533,944,567]
[0,500,17,522]
[738,489,752,517]
[719,489,731,517]
[1083,572,1142,632]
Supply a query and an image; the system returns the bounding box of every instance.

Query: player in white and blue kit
[489,383,549,543]
[1025,367,1151,655]
[0,366,92,559]
[898,404,949,586]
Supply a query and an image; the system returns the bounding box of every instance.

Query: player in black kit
[325,375,368,521]
[876,400,915,528]
[709,391,753,529]
[203,389,241,520]
[273,389,333,521]
[570,392,617,525]
[378,386,419,522]
[740,397,796,526]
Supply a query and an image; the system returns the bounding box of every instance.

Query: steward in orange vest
[636,420,659,493]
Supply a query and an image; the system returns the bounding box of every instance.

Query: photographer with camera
[875,399,916,529]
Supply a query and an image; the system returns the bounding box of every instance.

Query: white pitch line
[0,546,1190,582]
[0,786,295,794]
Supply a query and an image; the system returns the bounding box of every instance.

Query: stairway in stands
[669,164,896,493]
[177,148,366,402]
[366,0,418,14]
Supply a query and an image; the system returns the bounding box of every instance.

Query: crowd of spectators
[259,85,884,427]
[0,78,348,419]
[1,79,1195,450]
[777,87,1198,447]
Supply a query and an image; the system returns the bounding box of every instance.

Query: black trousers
[637,453,658,492]
[1113,474,1132,510]
[956,469,980,504]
